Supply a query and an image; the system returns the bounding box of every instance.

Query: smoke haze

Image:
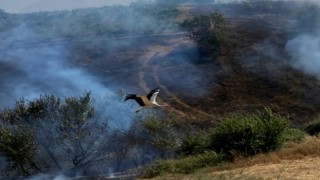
[1,0,320,178]
[0,24,137,129]
[1,0,137,13]
[286,34,320,78]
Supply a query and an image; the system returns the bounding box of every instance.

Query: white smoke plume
[286,34,320,78]
[0,24,135,129]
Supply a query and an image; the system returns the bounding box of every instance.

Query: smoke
[286,34,320,78]
[1,0,138,13]
[0,1,219,177]
[0,24,136,130]
[0,0,214,127]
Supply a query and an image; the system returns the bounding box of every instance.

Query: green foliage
[181,13,227,55]
[144,159,171,177]
[129,116,180,157]
[173,151,224,174]
[0,3,180,40]
[182,13,225,40]
[144,151,224,177]
[306,116,320,135]
[210,108,289,159]
[59,93,94,139]
[0,126,37,175]
[281,128,306,143]
[176,131,211,156]
[0,92,109,175]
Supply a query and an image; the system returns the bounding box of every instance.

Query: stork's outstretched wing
[147,87,160,103]
[125,94,144,106]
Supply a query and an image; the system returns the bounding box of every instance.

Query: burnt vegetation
[1,0,320,178]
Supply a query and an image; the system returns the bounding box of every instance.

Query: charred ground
[0,0,320,178]
[59,1,320,127]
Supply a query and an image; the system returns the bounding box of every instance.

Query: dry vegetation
[147,136,320,180]
[1,0,320,179]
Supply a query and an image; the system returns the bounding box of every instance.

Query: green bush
[306,117,320,135]
[173,151,224,174]
[210,108,288,160]
[144,159,172,177]
[176,131,211,156]
[281,128,306,143]
[181,13,227,55]
[143,151,224,177]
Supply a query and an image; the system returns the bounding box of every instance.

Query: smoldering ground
[0,1,213,112]
[1,0,319,178]
[0,2,216,178]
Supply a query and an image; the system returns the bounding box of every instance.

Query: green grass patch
[281,128,306,143]
[143,151,225,178]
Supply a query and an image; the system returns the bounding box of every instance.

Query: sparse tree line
[0,93,169,177]
[0,93,108,175]
[2,92,320,178]
[0,3,179,41]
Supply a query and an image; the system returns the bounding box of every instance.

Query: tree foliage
[0,126,38,175]
[0,93,109,176]
[181,13,227,55]
[210,108,288,160]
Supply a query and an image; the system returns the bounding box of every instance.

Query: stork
[124,87,169,112]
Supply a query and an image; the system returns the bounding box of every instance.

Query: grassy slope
[141,2,320,179]
[176,2,320,127]
[147,136,320,179]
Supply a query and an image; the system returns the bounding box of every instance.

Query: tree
[0,93,110,176]
[58,93,109,169]
[181,13,226,55]
[0,126,40,175]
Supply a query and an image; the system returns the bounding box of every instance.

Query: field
[0,0,320,179]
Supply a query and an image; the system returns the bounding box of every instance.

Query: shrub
[305,117,320,135]
[281,128,306,143]
[181,13,227,56]
[176,131,211,156]
[173,151,224,174]
[144,159,172,177]
[143,151,224,177]
[210,108,288,160]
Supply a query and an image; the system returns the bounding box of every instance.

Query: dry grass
[145,136,320,180]
[206,157,320,180]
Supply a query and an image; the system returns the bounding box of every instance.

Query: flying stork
[124,87,169,112]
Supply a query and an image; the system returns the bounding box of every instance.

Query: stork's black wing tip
[124,94,136,101]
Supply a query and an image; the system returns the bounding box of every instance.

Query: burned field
[0,0,320,178]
